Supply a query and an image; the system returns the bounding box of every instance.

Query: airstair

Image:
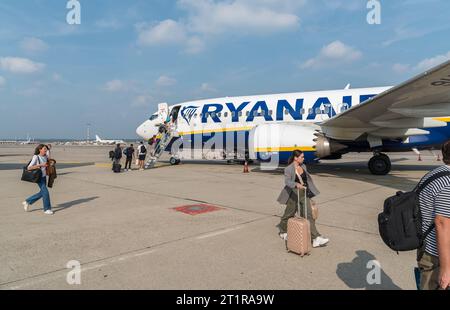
[144,125,176,169]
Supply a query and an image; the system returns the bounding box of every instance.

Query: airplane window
[194,113,198,118]
[316,108,321,114]
[211,112,216,118]
[253,111,258,116]
[149,115,158,121]
[301,108,305,114]
[246,111,250,117]
[324,107,330,113]
[269,110,273,116]
[217,112,221,117]
[239,111,243,117]
[224,112,228,117]
[309,108,313,114]
[231,111,236,118]
[284,109,289,115]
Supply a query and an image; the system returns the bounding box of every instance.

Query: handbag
[21,156,42,183]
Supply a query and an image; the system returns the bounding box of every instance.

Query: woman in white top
[22,144,53,215]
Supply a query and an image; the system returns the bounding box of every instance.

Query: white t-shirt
[138,145,147,155]
[28,155,48,177]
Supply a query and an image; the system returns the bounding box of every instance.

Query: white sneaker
[279,233,287,241]
[313,236,329,248]
[44,210,54,215]
[313,238,321,248]
[22,201,30,212]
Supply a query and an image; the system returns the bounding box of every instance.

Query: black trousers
[125,157,133,170]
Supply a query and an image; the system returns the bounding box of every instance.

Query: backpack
[109,151,115,160]
[140,145,147,154]
[378,171,450,252]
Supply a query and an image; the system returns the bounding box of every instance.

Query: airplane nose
[136,123,146,139]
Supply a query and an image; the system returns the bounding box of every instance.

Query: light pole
[86,123,91,143]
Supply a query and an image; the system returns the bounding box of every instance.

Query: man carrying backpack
[417,141,450,290]
[138,142,147,171]
[123,144,135,172]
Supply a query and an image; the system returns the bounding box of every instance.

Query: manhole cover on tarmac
[173,204,223,215]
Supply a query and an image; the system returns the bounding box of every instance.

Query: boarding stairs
[144,126,176,169]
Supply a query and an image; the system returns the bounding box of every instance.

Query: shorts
[139,154,146,161]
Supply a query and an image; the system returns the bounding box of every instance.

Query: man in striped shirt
[417,140,450,290]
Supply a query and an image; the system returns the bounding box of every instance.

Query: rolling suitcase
[113,163,121,173]
[286,188,311,256]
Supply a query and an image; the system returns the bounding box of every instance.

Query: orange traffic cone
[243,161,249,173]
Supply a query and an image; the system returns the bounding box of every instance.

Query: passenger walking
[417,140,450,290]
[124,144,135,171]
[277,150,329,248]
[22,144,53,215]
[138,142,147,171]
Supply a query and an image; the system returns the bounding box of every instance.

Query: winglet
[344,84,351,90]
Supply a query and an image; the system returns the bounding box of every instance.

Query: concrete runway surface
[0,145,443,290]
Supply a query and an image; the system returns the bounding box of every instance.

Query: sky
[0,0,450,139]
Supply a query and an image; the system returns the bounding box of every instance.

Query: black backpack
[140,145,147,154]
[378,171,450,252]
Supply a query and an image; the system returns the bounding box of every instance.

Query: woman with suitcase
[277,150,329,248]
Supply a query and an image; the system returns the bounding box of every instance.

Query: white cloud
[392,52,450,75]
[200,83,217,93]
[0,57,45,74]
[131,95,154,108]
[156,75,177,87]
[20,37,48,53]
[137,0,304,53]
[0,76,5,88]
[137,20,187,46]
[95,19,121,29]
[301,41,362,69]
[52,73,62,82]
[103,80,133,92]
[414,51,450,72]
[392,63,411,74]
[179,0,301,35]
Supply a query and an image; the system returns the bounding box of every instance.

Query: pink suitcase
[286,189,311,256]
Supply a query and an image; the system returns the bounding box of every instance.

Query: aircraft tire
[368,154,391,175]
[170,157,178,165]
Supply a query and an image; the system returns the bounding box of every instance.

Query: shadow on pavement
[336,250,402,290]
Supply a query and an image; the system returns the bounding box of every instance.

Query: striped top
[418,165,450,257]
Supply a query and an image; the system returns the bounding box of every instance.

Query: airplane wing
[320,60,450,142]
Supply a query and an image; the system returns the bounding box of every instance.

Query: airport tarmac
[0,145,444,290]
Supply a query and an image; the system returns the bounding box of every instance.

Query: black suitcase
[113,163,121,173]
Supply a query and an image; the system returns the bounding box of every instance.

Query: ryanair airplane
[136,60,450,175]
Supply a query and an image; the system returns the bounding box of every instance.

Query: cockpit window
[149,114,158,121]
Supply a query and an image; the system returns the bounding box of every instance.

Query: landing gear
[169,157,181,165]
[368,153,391,175]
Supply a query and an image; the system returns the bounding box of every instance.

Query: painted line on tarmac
[0,217,269,290]
[196,227,241,240]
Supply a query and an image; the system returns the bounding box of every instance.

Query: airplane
[95,135,125,145]
[136,59,450,175]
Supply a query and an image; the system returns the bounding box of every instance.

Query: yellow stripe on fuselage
[433,117,450,123]
[255,146,316,153]
[178,126,254,136]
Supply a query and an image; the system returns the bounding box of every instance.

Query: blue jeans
[26,176,52,211]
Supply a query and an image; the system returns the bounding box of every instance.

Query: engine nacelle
[313,133,348,159]
[248,123,319,164]
[248,123,348,164]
